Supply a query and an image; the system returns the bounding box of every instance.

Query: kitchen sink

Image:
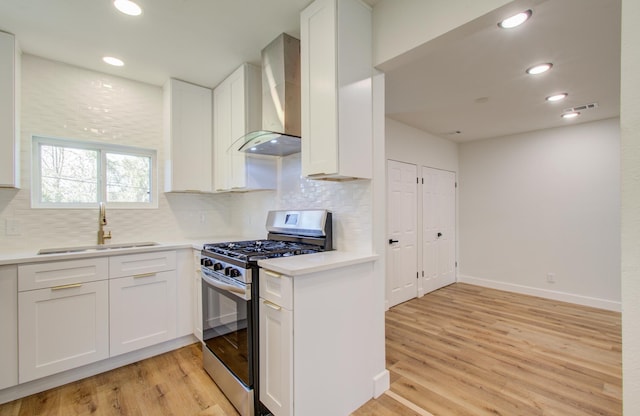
[38,242,159,255]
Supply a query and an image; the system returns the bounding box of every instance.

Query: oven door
[201,268,254,388]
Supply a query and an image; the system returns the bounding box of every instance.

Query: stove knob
[229,268,241,278]
[213,263,223,271]
[201,258,213,267]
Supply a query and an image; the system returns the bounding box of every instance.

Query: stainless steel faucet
[98,202,112,245]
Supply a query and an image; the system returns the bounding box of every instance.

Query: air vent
[563,102,598,113]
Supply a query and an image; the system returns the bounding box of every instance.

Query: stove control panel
[201,255,251,284]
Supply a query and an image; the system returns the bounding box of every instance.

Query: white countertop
[0,236,249,266]
[257,251,378,276]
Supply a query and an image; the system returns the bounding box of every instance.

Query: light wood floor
[0,343,240,416]
[353,283,622,416]
[0,283,621,416]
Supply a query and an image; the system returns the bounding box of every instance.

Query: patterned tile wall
[0,55,237,252]
[237,154,373,252]
[0,55,373,253]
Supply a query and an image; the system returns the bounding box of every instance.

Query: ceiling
[381,0,621,142]
[0,0,314,88]
[0,0,621,143]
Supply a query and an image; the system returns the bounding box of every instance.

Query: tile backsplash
[0,55,372,253]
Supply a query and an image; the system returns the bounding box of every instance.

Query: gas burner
[203,239,325,264]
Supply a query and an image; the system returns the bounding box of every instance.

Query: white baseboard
[457,274,621,312]
[372,369,390,398]
[0,335,198,405]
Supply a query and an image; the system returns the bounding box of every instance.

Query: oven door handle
[202,272,251,301]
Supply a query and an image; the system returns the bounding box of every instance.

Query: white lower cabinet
[259,260,377,416]
[259,270,293,416]
[0,265,18,389]
[192,249,203,341]
[109,251,177,357]
[259,297,293,416]
[18,280,109,383]
[11,249,185,389]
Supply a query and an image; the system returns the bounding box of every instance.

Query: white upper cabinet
[0,31,20,188]
[300,0,372,180]
[163,78,213,193]
[213,63,276,192]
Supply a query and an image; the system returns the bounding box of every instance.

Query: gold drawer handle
[264,270,281,278]
[51,283,82,291]
[263,300,282,311]
[133,272,156,279]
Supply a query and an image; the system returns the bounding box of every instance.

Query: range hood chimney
[236,33,301,156]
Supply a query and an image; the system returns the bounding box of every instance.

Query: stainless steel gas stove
[200,209,332,416]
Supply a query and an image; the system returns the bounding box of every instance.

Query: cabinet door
[18,280,109,383]
[0,31,19,188]
[228,66,249,189]
[109,270,177,356]
[213,79,232,191]
[213,63,263,191]
[164,78,213,192]
[259,298,293,416]
[301,0,339,178]
[0,266,18,389]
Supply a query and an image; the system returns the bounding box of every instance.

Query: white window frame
[31,135,158,209]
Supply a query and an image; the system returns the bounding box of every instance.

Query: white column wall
[621,0,640,412]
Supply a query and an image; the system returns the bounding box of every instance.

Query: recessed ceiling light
[498,10,532,29]
[103,56,124,67]
[270,139,278,143]
[526,63,553,75]
[546,93,568,102]
[561,111,580,119]
[113,0,142,16]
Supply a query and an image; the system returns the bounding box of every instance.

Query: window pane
[40,144,98,203]
[106,153,151,203]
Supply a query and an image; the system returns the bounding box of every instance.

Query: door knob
[437,232,442,238]
[388,239,399,244]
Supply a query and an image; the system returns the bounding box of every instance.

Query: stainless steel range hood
[236,33,301,156]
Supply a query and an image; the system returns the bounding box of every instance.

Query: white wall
[458,118,621,309]
[621,0,640,411]
[386,118,458,172]
[0,55,242,253]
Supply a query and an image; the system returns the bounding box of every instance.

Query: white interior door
[387,160,418,307]
[423,167,456,294]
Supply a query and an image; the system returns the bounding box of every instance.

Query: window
[32,136,157,208]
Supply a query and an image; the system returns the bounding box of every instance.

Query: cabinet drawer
[260,269,293,310]
[109,250,176,278]
[18,258,108,291]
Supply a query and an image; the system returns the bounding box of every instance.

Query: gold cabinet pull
[264,270,281,278]
[263,300,282,311]
[51,283,83,291]
[133,272,156,279]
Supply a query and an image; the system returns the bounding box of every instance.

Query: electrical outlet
[546,272,556,283]
[5,219,20,236]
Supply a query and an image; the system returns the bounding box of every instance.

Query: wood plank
[353,283,621,416]
[0,343,239,416]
